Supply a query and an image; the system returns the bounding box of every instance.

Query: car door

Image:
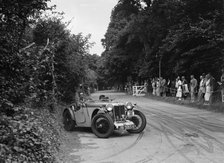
[74,104,86,123]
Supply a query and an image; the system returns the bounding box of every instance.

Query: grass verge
[145,93,224,113]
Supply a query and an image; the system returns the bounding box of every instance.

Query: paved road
[67,91,224,163]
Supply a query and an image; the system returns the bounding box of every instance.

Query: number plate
[125,125,133,130]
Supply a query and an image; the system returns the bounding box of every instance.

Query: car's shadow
[72,127,92,133]
[71,127,132,138]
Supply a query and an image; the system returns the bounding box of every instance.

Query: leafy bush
[0,105,60,162]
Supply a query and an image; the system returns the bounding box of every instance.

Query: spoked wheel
[91,114,114,138]
[63,109,76,131]
[127,110,146,133]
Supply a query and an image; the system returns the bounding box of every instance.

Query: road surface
[61,91,224,163]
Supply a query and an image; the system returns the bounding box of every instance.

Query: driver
[70,91,82,111]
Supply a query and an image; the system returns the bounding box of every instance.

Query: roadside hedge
[0,104,60,162]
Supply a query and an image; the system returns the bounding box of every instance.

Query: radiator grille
[113,105,126,121]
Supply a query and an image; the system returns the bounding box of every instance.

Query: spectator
[128,82,132,94]
[182,76,189,99]
[176,76,182,100]
[156,78,161,96]
[209,73,215,104]
[151,78,156,95]
[197,74,206,103]
[217,69,224,102]
[190,75,198,102]
[166,79,171,96]
[124,84,128,93]
[204,73,214,105]
[175,76,179,89]
[161,77,166,96]
[144,80,148,93]
[170,80,176,97]
[220,69,224,102]
[204,74,211,105]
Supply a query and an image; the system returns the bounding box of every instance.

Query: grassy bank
[145,93,224,113]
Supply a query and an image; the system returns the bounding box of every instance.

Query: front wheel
[127,110,146,133]
[63,109,76,131]
[91,114,114,138]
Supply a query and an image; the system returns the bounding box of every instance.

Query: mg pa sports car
[63,95,146,138]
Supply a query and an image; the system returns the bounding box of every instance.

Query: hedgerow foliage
[0,0,95,105]
[0,103,60,162]
[1,1,98,162]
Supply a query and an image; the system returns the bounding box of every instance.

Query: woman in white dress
[152,78,156,95]
[204,75,211,104]
[197,75,206,103]
[176,76,182,100]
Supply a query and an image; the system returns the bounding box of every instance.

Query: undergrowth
[0,103,61,162]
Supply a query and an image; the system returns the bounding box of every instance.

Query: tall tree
[33,16,93,102]
[100,0,224,89]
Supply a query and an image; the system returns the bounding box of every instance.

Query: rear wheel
[91,114,114,138]
[127,110,146,133]
[63,109,76,131]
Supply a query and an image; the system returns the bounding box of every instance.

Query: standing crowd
[151,73,216,105]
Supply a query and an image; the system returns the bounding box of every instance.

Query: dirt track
[59,91,224,163]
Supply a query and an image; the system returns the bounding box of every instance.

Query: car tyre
[127,110,146,133]
[63,109,76,131]
[91,114,114,138]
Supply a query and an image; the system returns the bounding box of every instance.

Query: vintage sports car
[63,95,146,138]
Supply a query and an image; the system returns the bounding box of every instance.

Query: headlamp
[126,102,133,110]
[106,104,113,111]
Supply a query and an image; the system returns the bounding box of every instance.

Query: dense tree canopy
[100,0,224,88]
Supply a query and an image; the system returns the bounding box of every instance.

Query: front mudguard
[63,106,76,121]
[126,109,147,133]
